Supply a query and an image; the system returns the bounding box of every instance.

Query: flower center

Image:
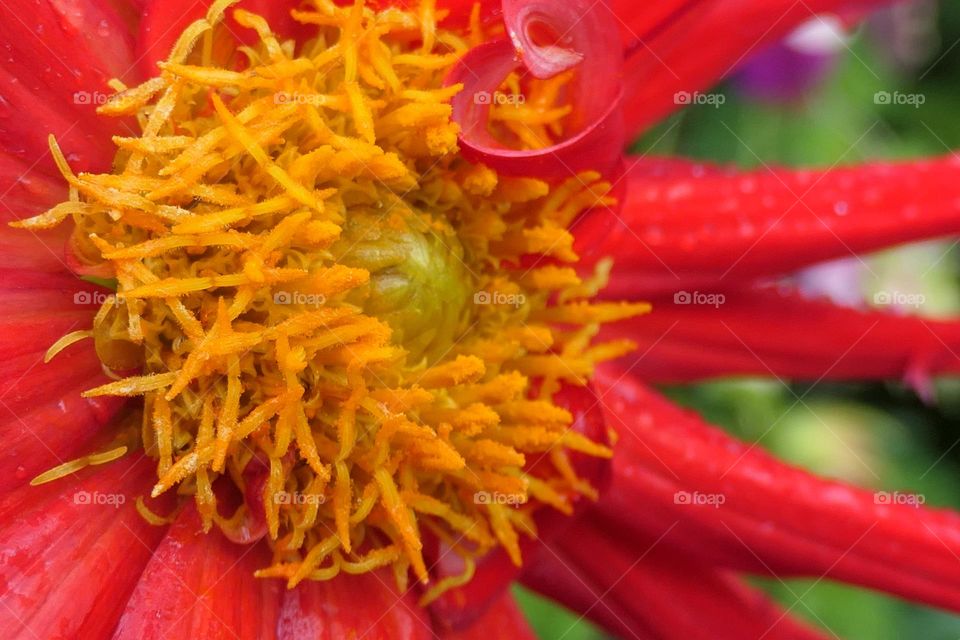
[17,0,647,596]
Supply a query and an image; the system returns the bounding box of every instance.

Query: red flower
[3,1,960,639]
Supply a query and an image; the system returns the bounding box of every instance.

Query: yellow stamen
[18,0,646,598]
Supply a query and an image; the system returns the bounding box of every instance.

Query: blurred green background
[515,2,960,638]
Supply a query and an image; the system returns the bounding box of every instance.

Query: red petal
[113,503,282,640]
[0,0,138,175]
[0,456,168,639]
[525,518,829,640]
[0,342,108,416]
[594,367,960,613]
[0,152,69,222]
[601,286,960,384]
[277,571,434,640]
[621,0,888,137]
[447,2,624,178]
[0,386,124,497]
[440,590,536,640]
[576,155,960,294]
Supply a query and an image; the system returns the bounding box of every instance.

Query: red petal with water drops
[0,455,168,639]
[526,518,829,640]
[0,339,109,416]
[441,590,536,640]
[113,503,282,640]
[594,367,960,613]
[0,151,69,221]
[277,570,434,640]
[621,0,890,137]
[601,286,960,387]
[447,1,624,178]
[0,385,124,497]
[0,0,138,175]
[576,154,960,296]
[137,0,314,78]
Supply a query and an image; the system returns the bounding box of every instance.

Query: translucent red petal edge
[447,1,625,178]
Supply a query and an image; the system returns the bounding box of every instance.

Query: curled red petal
[525,519,829,640]
[0,456,169,639]
[448,2,624,178]
[594,367,960,613]
[576,154,960,296]
[113,503,282,640]
[601,286,960,384]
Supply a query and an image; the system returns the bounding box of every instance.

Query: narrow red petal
[440,590,536,640]
[113,504,282,640]
[526,519,829,640]
[521,550,641,639]
[620,0,890,136]
[601,287,960,384]
[576,155,960,294]
[0,456,168,639]
[594,367,960,613]
[277,571,434,640]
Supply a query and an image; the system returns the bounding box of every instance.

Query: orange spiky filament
[15,0,649,593]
